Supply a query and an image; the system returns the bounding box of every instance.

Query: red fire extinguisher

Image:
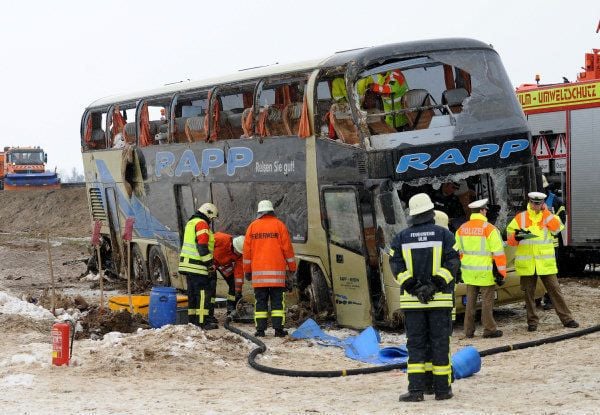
[51,322,72,366]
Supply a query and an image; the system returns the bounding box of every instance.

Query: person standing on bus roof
[178,203,219,330]
[390,193,459,402]
[506,192,579,332]
[213,232,245,315]
[454,198,506,339]
[243,200,297,337]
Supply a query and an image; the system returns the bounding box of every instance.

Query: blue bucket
[149,287,177,328]
[451,346,481,379]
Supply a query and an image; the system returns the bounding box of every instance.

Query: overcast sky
[0,0,597,176]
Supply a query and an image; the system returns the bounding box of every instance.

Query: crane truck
[516,44,600,274]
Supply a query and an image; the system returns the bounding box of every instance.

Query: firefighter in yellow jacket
[178,203,219,330]
[506,192,579,332]
[454,198,506,339]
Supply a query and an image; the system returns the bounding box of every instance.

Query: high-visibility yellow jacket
[178,217,214,276]
[454,213,506,286]
[506,205,563,276]
[371,71,409,128]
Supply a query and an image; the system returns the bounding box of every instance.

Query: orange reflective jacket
[213,232,244,292]
[243,214,297,288]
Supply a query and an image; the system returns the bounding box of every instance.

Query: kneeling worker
[454,198,506,338]
[213,233,245,315]
[390,193,459,402]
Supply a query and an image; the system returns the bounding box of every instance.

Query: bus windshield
[351,49,527,149]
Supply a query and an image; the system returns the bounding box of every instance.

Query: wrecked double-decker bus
[80,38,542,329]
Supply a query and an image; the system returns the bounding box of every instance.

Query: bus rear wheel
[148,246,170,286]
[307,264,333,314]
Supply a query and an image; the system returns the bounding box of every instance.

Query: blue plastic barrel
[148,287,177,328]
[451,346,481,379]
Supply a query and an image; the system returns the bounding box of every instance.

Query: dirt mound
[0,187,89,237]
[77,307,150,340]
[0,314,53,334]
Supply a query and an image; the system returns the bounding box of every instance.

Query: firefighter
[178,202,219,330]
[390,193,459,402]
[243,200,296,337]
[213,232,245,315]
[506,192,579,332]
[370,70,409,129]
[431,182,465,231]
[454,198,506,339]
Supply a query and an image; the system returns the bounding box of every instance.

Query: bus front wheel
[148,246,170,286]
[307,264,333,314]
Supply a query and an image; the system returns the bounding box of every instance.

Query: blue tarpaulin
[291,318,408,365]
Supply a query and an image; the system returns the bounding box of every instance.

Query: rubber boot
[399,392,424,402]
[200,321,218,330]
[254,329,265,337]
[274,328,288,337]
[435,388,453,401]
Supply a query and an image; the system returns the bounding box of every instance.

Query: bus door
[105,187,125,276]
[322,187,372,328]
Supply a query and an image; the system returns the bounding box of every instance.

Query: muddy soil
[1,188,599,414]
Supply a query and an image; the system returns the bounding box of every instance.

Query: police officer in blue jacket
[390,193,460,402]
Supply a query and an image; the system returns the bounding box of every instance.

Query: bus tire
[148,246,170,286]
[131,244,148,283]
[307,263,332,314]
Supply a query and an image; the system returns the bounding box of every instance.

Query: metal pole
[46,230,55,316]
[96,245,104,312]
[127,240,133,313]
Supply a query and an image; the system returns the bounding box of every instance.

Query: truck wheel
[307,264,333,314]
[131,244,148,283]
[148,246,170,286]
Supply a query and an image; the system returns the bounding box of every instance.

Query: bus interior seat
[259,105,288,137]
[223,109,244,139]
[184,116,207,142]
[329,101,360,145]
[91,129,107,149]
[401,89,434,130]
[172,117,189,142]
[283,101,303,136]
[123,122,137,144]
[241,107,254,138]
[363,89,396,135]
[366,109,396,134]
[442,87,469,114]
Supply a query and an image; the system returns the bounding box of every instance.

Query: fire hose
[224,318,600,378]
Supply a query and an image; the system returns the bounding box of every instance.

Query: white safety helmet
[257,200,274,214]
[542,175,549,189]
[433,210,449,229]
[232,235,245,254]
[198,202,219,219]
[408,193,434,216]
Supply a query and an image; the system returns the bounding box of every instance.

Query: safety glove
[494,273,505,286]
[415,283,436,304]
[244,272,252,281]
[401,278,420,296]
[432,275,449,292]
[514,229,532,241]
